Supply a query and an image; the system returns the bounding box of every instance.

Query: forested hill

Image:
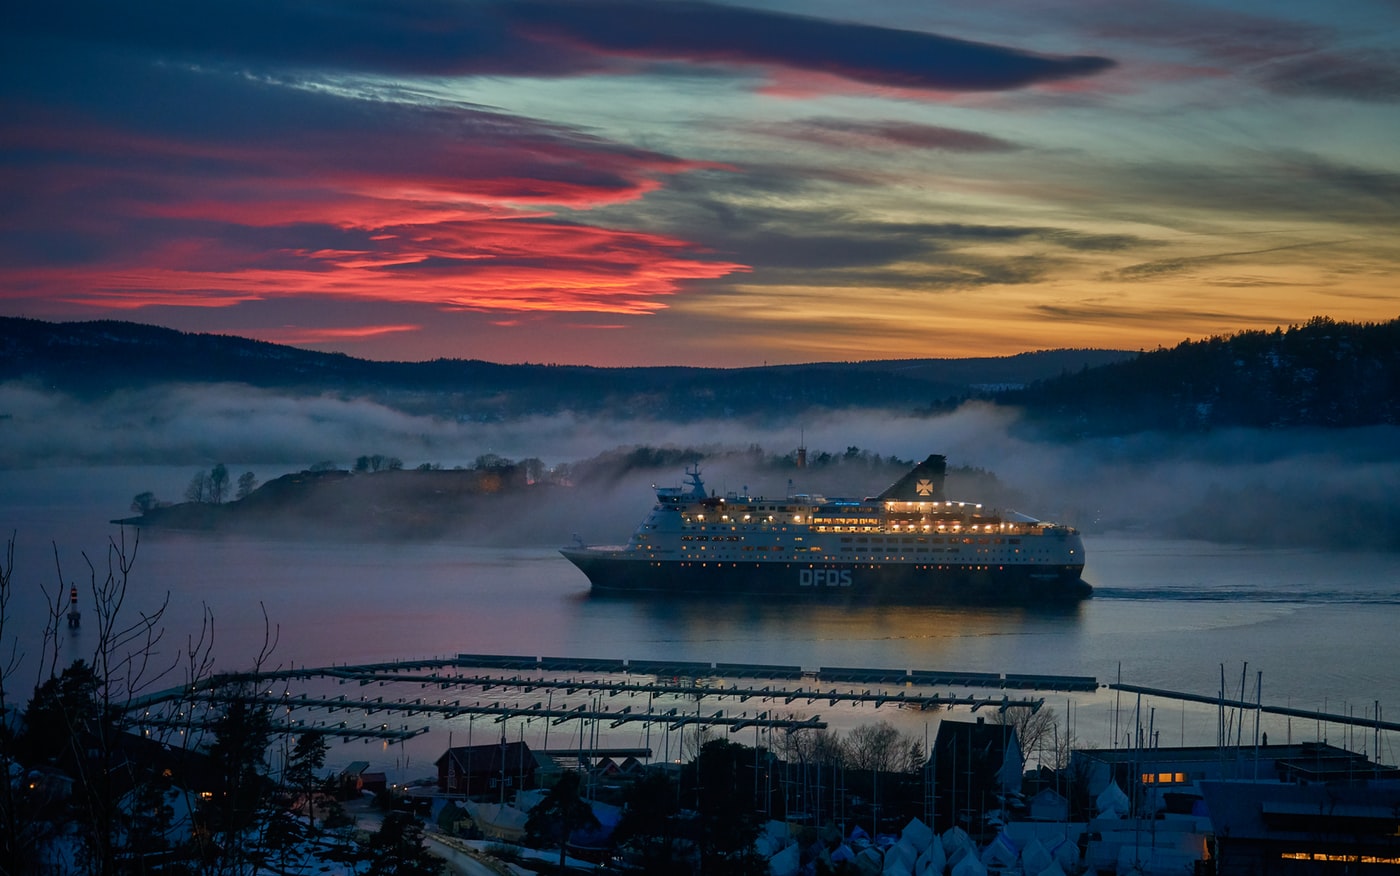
[0,317,1127,420]
[998,316,1400,434]
[7,316,1396,432]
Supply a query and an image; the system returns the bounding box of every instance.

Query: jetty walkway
[124,654,1397,745]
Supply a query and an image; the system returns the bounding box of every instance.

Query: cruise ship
[561,454,1090,603]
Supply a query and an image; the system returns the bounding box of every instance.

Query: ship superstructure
[562,454,1090,603]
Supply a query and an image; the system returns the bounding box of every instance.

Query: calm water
[5,466,1399,777]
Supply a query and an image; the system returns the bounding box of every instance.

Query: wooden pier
[124,653,1087,743]
[122,654,1397,747]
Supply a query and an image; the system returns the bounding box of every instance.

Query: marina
[127,653,1400,749]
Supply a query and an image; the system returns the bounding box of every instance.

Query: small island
[115,456,559,542]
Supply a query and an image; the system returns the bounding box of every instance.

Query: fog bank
[3,382,1397,550]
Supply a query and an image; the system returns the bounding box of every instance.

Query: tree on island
[236,470,258,499]
[185,470,209,503]
[130,490,160,514]
[183,463,231,503]
[355,454,404,473]
[208,463,229,504]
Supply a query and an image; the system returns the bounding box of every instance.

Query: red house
[436,739,538,797]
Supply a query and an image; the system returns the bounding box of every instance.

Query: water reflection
[583,589,1083,639]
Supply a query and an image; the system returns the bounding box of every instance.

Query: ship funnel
[876,454,947,501]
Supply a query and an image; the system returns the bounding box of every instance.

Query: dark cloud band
[10,0,1114,91]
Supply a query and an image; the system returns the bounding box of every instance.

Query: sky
[3,0,1398,367]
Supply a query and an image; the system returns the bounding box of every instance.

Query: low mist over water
[4,451,1400,776]
[5,388,1400,548]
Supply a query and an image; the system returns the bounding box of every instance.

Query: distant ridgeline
[4,315,1398,431]
[0,317,1128,421]
[996,316,1400,434]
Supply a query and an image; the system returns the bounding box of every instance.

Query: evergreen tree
[612,772,683,874]
[691,740,766,876]
[524,770,598,874]
[365,812,442,876]
[283,730,328,831]
[198,690,273,866]
[123,769,178,867]
[19,659,106,764]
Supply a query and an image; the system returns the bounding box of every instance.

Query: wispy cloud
[758,118,1021,152]
[1108,241,1345,282]
[1067,0,1400,102]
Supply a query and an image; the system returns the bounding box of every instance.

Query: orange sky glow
[3,0,1397,365]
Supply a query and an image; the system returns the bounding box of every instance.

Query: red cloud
[1,107,748,317]
[17,212,747,316]
[257,325,423,344]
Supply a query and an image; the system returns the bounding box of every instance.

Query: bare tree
[0,531,224,875]
[198,605,288,876]
[844,721,919,773]
[185,470,209,503]
[0,530,347,875]
[773,725,837,768]
[992,703,1060,770]
[53,531,198,874]
[0,533,56,875]
[680,724,718,764]
[1048,715,1077,772]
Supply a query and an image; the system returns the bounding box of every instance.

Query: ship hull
[561,548,1090,604]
